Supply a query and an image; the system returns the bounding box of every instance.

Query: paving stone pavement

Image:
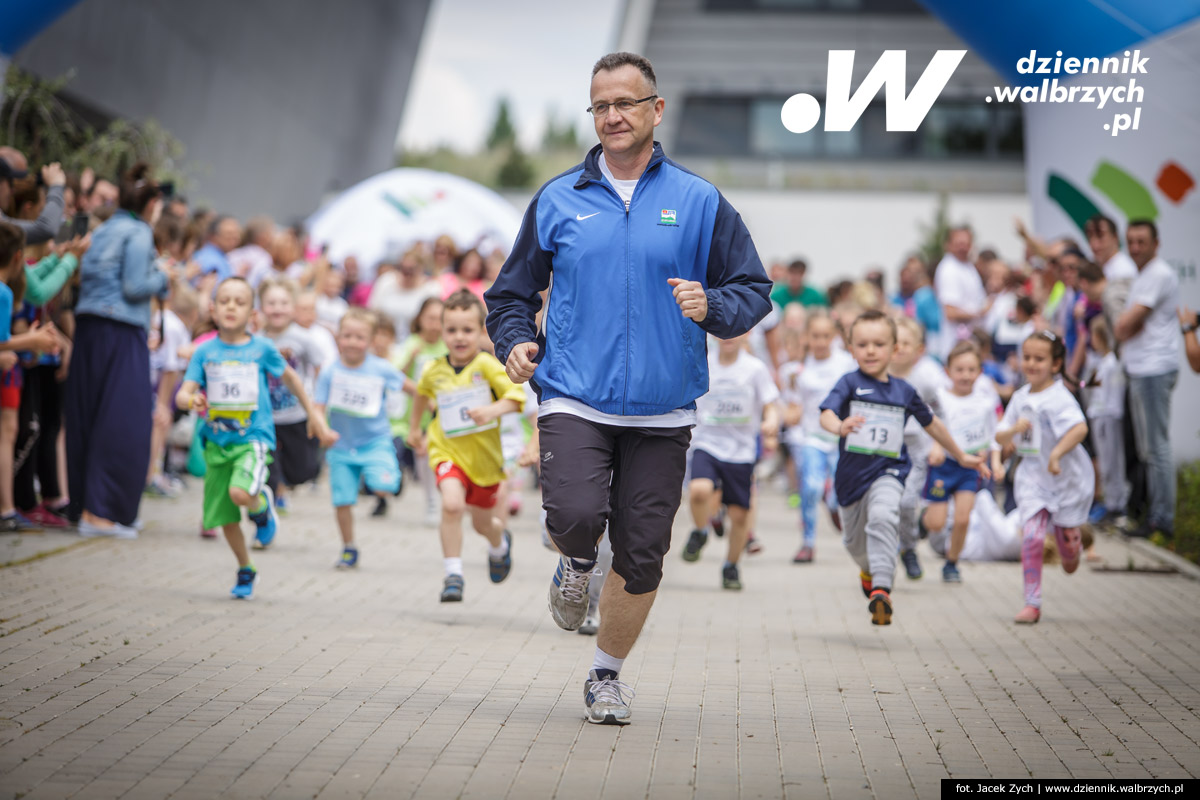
[1,475,1198,800]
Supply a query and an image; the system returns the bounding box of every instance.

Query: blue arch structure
[0,0,83,57]
[916,0,1200,87]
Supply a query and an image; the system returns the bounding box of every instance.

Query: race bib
[206,363,259,412]
[437,384,496,438]
[701,386,755,426]
[329,371,385,418]
[845,401,904,458]
[951,412,991,455]
[1016,411,1042,457]
[386,389,409,419]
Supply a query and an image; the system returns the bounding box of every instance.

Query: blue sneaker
[337,546,359,569]
[489,530,513,583]
[249,486,278,549]
[274,494,290,516]
[231,566,257,599]
[942,561,962,583]
[901,548,923,580]
[1088,502,1107,524]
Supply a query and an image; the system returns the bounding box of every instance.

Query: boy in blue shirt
[314,309,404,569]
[820,310,987,626]
[177,278,332,598]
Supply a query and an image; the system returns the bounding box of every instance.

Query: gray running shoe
[548,556,592,630]
[584,670,635,725]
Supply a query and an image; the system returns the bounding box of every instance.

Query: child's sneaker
[200,526,219,539]
[721,563,742,590]
[868,588,892,625]
[249,486,278,549]
[859,570,873,599]
[710,506,726,538]
[440,574,464,602]
[371,496,388,517]
[942,561,962,583]
[231,566,257,599]
[682,529,707,562]
[337,546,359,569]
[0,512,43,533]
[275,494,290,515]
[901,548,923,580]
[489,530,513,583]
[24,505,69,529]
[578,599,600,636]
[792,546,814,564]
[142,480,177,499]
[1014,605,1040,624]
[744,531,763,554]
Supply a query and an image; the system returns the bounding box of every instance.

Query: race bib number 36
[845,400,904,458]
[206,363,259,412]
[329,372,385,418]
[438,385,496,438]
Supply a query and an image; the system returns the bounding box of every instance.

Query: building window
[677,94,1024,160]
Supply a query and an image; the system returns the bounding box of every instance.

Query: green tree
[541,109,579,152]
[916,192,952,267]
[1,65,188,188]
[486,98,516,151]
[496,143,533,188]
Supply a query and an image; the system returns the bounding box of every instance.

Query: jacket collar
[575,141,666,189]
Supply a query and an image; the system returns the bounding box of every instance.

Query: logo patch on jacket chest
[658,209,678,226]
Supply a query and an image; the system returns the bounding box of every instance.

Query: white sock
[444,557,463,577]
[592,647,624,677]
[486,537,509,558]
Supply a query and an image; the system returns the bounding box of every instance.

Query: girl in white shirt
[794,313,856,563]
[995,331,1093,624]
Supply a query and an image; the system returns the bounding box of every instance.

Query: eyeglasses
[587,95,657,117]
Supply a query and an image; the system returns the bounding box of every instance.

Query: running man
[485,52,771,725]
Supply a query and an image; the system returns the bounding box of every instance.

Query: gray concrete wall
[15,0,431,221]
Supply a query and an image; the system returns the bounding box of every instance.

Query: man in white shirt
[1085,214,1137,330]
[1114,220,1179,537]
[933,226,987,355]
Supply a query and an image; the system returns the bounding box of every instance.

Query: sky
[397,0,624,153]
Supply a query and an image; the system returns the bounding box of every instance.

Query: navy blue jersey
[820,369,934,506]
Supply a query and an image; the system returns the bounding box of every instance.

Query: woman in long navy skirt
[65,163,170,537]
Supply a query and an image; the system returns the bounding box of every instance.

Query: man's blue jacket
[485,142,772,417]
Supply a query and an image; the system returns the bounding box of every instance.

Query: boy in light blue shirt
[315,308,405,569]
[177,278,332,599]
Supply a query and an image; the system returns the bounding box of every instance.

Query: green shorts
[203,441,272,529]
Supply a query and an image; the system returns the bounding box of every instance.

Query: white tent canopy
[306,168,523,271]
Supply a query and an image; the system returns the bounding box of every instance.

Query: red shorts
[0,367,22,410]
[435,461,500,509]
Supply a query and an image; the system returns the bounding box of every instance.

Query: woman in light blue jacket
[64,163,170,537]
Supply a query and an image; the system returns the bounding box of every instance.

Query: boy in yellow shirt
[408,290,525,602]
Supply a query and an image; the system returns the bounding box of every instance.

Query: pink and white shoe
[1014,606,1041,624]
[200,527,219,539]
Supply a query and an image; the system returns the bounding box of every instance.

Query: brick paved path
[2,478,1198,799]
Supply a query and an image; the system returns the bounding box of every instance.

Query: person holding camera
[0,147,66,246]
[64,162,171,538]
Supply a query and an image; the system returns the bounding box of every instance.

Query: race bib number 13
[845,400,904,459]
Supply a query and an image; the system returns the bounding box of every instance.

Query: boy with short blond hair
[315,307,405,567]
